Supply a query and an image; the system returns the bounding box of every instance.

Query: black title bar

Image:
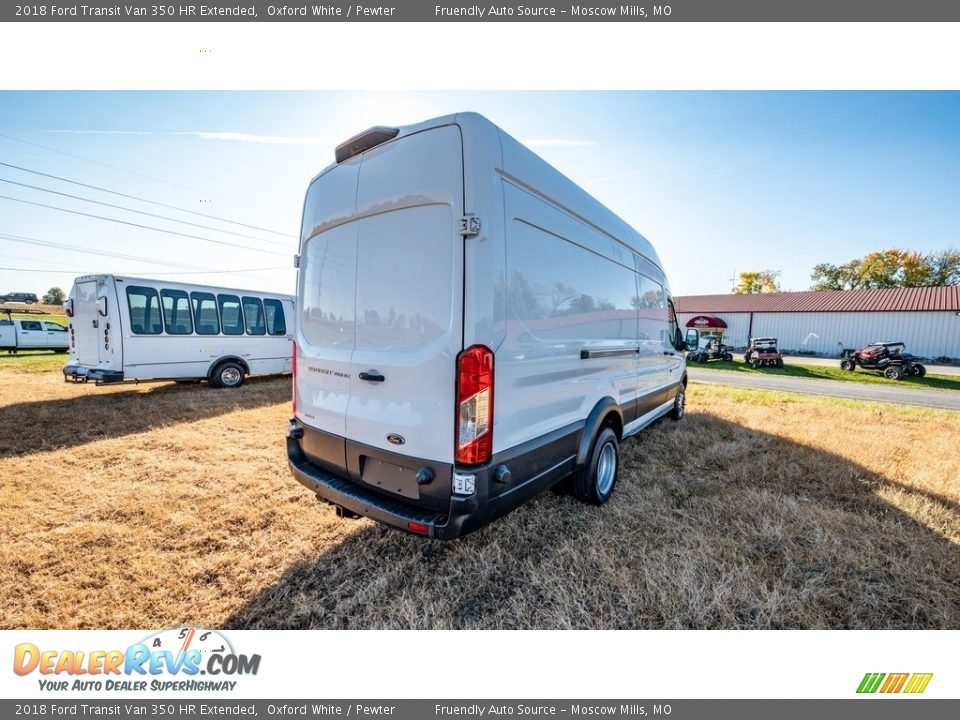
[5,0,960,22]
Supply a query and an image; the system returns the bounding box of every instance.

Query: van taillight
[292,340,297,416]
[456,345,494,465]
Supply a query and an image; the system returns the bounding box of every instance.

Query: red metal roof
[675,286,960,314]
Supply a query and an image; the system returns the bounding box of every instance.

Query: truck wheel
[751,359,760,369]
[572,426,619,505]
[840,359,854,371]
[883,366,903,380]
[670,382,686,421]
[776,359,784,368]
[212,361,245,389]
[913,364,926,377]
[723,353,733,362]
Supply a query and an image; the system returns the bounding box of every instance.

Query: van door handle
[359,371,385,383]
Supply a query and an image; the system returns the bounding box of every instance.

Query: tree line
[734,248,960,293]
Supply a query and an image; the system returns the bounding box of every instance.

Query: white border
[3,629,957,699]
[0,22,958,90]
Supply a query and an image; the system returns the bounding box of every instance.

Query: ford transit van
[288,112,687,539]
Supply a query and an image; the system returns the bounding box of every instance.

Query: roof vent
[335,126,399,163]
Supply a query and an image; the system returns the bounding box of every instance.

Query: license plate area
[360,457,421,500]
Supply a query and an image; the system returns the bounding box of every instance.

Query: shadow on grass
[0,375,289,458]
[224,411,960,630]
[694,360,960,391]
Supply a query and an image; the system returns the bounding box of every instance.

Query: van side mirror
[685,328,699,351]
[673,327,684,352]
[96,297,108,317]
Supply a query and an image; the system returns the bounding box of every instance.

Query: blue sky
[1,91,958,298]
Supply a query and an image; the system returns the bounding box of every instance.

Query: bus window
[263,298,286,335]
[218,294,244,335]
[242,296,266,336]
[161,289,193,335]
[191,292,220,335]
[127,286,163,334]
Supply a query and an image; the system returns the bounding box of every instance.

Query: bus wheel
[212,361,245,389]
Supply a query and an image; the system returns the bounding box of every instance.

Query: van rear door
[346,126,464,464]
[296,124,464,466]
[72,280,101,365]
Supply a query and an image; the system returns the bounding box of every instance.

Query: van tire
[670,382,686,421]
[211,361,245,389]
[572,426,619,505]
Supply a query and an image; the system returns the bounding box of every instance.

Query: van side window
[263,299,286,336]
[218,294,244,335]
[126,286,163,335]
[161,289,193,335]
[20,320,43,331]
[505,221,638,343]
[191,292,220,335]
[666,298,682,350]
[636,275,667,342]
[242,296,266,336]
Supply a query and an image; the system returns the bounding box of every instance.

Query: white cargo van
[63,274,294,388]
[288,113,688,539]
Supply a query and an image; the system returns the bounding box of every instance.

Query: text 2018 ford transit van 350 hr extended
[287,113,688,539]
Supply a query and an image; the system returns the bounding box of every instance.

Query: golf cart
[687,336,734,364]
[743,337,784,369]
[840,341,926,380]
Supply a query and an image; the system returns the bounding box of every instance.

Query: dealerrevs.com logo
[857,673,933,694]
[13,627,260,692]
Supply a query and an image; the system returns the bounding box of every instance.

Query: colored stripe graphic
[857,673,885,693]
[880,673,909,693]
[857,672,932,694]
[904,673,933,694]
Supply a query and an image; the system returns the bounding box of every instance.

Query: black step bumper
[286,426,481,540]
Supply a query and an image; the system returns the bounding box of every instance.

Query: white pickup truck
[0,317,70,352]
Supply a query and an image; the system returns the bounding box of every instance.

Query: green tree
[734,270,780,294]
[42,287,66,305]
[810,247,960,290]
[925,248,960,286]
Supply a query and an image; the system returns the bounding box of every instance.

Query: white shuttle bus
[63,274,294,388]
[288,113,688,539]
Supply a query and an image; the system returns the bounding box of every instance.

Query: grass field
[0,365,957,630]
[693,357,960,392]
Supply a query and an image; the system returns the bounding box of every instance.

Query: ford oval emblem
[387,434,405,445]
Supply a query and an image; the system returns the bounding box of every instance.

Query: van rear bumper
[287,429,480,540]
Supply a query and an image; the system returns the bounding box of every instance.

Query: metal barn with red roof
[675,287,960,359]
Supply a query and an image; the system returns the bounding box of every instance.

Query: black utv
[840,341,926,380]
[687,337,734,364]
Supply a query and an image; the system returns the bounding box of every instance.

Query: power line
[1,265,289,276]
[0,232,214,270]
[0,194,290,257]
[0,132,291,222]
[0,161,296,239]
[0,176,290,247]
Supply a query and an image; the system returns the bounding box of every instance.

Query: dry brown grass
[1,369,957,630]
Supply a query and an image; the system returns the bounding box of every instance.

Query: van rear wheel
[211,361,245,389]
[572,426,619,505]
